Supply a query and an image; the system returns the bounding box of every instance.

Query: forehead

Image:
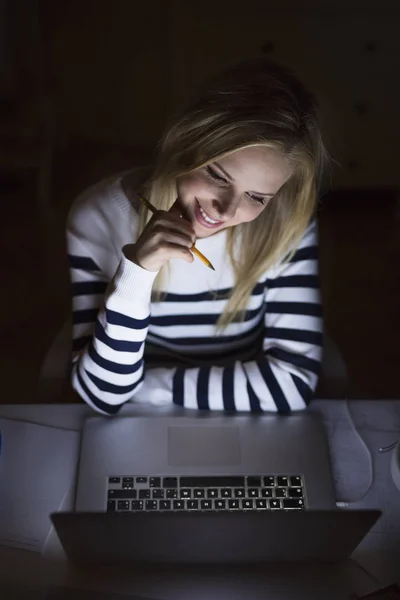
[216,146,292,192]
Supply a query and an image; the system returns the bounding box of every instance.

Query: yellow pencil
[137,193,215,271]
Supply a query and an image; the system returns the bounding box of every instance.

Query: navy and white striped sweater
[67,176,322,415]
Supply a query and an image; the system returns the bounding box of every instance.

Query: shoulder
[66,171,147,276]
[285,217,318,257]
[67,173,139,241]
[266,218,319,280]
[299,217,318,246]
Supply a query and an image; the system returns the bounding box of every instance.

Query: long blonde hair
[138,58,331,328]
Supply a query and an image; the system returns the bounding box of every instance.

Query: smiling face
[175,146,293,238]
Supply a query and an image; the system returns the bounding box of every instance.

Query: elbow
[72,365,143,415]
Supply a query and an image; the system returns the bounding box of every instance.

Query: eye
[205,165,228,183]
[247,193,266,206]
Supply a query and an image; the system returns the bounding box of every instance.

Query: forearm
[132,350,320,412]
[71,254,158,414]
[132,219,323,412]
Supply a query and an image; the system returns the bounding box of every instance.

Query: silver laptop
[51,413,380,566]
[76,413,336,512]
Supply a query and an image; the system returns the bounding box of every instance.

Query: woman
[67,58,330,415]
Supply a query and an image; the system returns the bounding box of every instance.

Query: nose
[211,192,240,221]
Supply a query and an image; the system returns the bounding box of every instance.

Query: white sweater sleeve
[66,179,158,415]
[68,247,157,415]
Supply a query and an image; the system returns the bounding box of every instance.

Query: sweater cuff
[106,254,158,311]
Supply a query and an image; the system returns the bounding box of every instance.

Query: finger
[153,213,196,244]
[150,228,195,249]
[168,198,184,217]
[142,210,191,239]
[162,243,195,263]
[169,198,192,226]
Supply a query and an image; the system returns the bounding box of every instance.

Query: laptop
[51,413,380,566]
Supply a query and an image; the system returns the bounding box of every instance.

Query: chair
[317,332,349,398]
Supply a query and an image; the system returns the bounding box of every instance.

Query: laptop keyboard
[107,475,305,512]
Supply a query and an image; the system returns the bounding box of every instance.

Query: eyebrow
[214,161,275,197]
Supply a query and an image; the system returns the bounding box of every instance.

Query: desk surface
[0,399,399,598]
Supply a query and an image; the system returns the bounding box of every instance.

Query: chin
[195,223,227,238]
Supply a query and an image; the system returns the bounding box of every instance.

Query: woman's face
[176,146,293,238]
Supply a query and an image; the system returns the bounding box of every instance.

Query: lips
[194,198,224,229]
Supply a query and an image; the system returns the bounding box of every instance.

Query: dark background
[0,0,399,403]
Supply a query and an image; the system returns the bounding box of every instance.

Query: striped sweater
[66,175,322,415]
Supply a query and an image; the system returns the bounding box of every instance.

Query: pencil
[137,193,215,271]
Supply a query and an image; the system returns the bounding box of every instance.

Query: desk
[0,400,399,599]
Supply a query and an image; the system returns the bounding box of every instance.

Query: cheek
[235,204,266,224]
[177,174,205,198]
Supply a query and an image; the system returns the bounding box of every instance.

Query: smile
[199,205,220,224]
[195,199,224,228]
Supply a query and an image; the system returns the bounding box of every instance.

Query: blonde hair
[138,58,331,328]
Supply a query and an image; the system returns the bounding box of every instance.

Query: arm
[66,185,195,415]
[132,219,322,412]
[68,200,320,413]
[68,231,157,415]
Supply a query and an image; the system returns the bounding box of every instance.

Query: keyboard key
[136,477,147,484]
[160,500,172,510]
[215,500,226,510]
[256,499,267,509]
[139,489,151,499]
[221,489,232,498]
[290,476,302,487]
[166,489,178,499]
[277,476,288,487]
[150,477,161,488]
[207,489,218,498]
[288,488,303,498]
[122,477,134,489]
[108,489,137,499]
[201,500,212,510]
[180,476,245,488]
[234,488,245,498]
[248,488,259,498]
[146,500,158,510]
[188,500,199,510]
[108,477,120,484]
[242,499,254,510]
[173,500,185,510]
[261,488,273,498]
[228,499,240,509]
[107,500,116,512]
[275,488,287,498]
[264,476,275,487]
[247,476,262,487]
[269,499,282,509]
[283,499,304,509]
[163,477,178,488]
[152,489,164,499]
[194,489,205,498]
[132,500,144,510]
[117,500,130,511]
[180,489,191,499]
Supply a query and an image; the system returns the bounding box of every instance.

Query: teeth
[199,204,220,224]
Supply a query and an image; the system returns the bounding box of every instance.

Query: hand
[124,201,196,272]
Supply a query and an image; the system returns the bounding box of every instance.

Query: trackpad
[168,426,241,466]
